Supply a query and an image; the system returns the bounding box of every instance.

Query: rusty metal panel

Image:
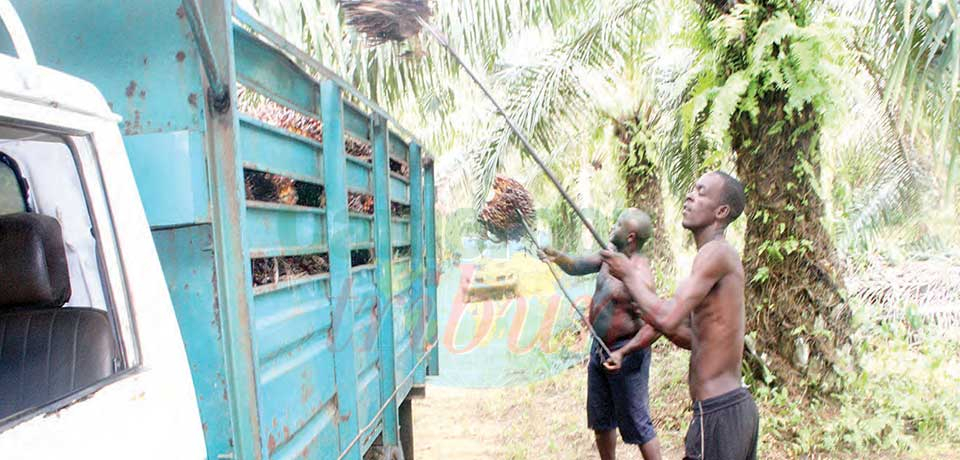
[252,281,339,460]
[321,80,362,460]
[406,142,427,385]
[350,267,381,443]
[152,225,233,459]
[11,0,205,135]
[371,116,399,447]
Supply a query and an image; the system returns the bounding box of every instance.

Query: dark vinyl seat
[0,212,117,420]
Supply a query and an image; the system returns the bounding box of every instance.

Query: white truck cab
[0,2,205,458]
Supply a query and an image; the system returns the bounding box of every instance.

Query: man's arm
[602,323,661,372]
[662,314,692,350]
[538,247,601,275]
[600,241,729,334]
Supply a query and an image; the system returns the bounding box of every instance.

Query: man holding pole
[538,208,662,460]
[600,171,759,460]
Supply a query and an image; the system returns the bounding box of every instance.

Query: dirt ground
[411,382,685,460]
[412,343,689,460]
[411,342,960,460]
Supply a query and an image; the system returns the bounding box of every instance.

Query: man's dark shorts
[683,387,759,460]
[587,338,656,445]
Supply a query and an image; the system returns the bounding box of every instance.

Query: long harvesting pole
[515,211,611,358]
[418,18,608,249]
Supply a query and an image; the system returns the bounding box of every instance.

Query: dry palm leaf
[339,0,432,45]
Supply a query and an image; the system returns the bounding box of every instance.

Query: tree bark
[615,113,675,286]
[699,0,852,389]
[730,91,850,389]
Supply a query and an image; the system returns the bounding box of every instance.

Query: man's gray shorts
[587,339,656,445]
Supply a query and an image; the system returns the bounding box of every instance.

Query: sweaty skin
[601,173,747,402]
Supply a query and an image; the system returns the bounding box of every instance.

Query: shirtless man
[600,172,758,460]
[539,208,662,460]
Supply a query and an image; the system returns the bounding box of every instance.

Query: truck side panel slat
[239,118,324,179]
[389,177,409,205]
[234,27,319,118]
[245,207,327,254]
[343,102,370,141]
[346,160,372,193]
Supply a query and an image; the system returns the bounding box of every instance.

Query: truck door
[0,4,205,458]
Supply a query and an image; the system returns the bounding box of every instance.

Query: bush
[755,308,960,456]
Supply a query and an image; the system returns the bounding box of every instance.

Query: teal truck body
[4,2,440,458]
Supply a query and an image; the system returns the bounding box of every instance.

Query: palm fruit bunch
[238,86,377,164]
[348,191,375,214]
[244,170,298,205]
[294,182,326,208]
[391,201,411,218]
[278,254,330,279]
[478,176,535,242]
[251,258,277,286]
[392,246,411,260]
[236,86,324,143]
[339,0,432,46]
[350,249,374,267]
[389,157,410,178]
[346,137,373,163]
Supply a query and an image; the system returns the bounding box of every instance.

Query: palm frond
[863,0,960,199]
[461,0,654,211]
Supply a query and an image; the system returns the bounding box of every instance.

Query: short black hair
[712,171,745,224]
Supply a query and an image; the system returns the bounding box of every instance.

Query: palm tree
[671,0,958,386]
[863,0,960,207]
[675,0,859,387]
[462,0,688,276]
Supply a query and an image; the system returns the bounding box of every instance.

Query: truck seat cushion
[0,308,116,419]
[0,212,71,309]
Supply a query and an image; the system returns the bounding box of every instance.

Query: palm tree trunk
[616,115,675,285]
[700,0,851,389]
[731,92,850,389]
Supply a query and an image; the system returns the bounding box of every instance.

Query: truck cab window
[0,153,29,215]
[0,127,126,423]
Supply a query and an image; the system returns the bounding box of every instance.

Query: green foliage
[753,307,960,455]
[680,1,850,154]
[465,0,654,211]
[542,199,583,253]
[861,0,960,202]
